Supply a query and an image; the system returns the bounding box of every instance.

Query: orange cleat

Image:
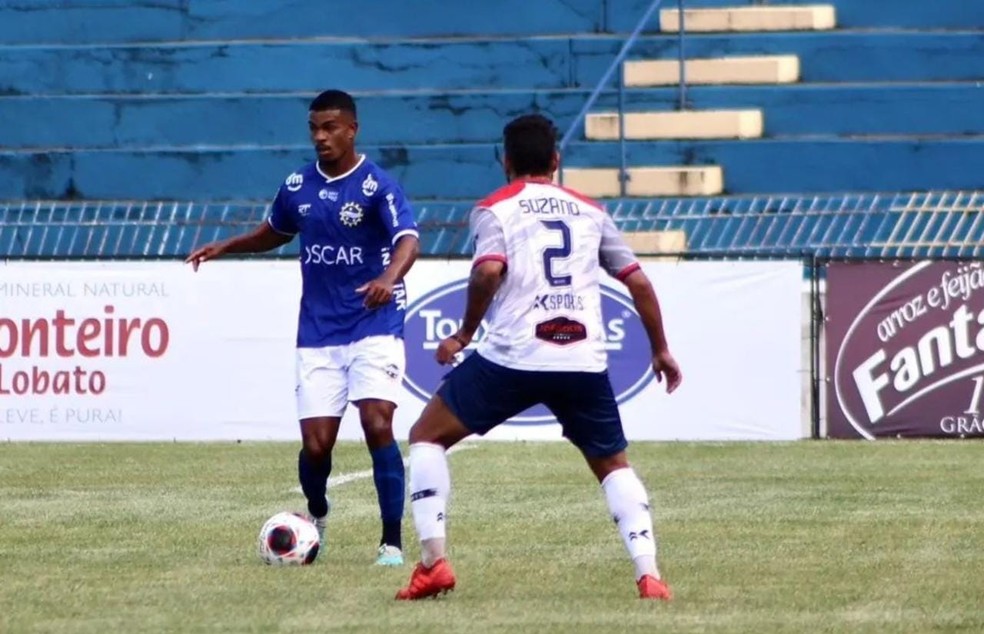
[395,559,457,600]
[637,575,672,601]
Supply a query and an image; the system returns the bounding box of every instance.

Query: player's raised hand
[356,278,395,309]
[185,241,228,272]
[652,349,682,394]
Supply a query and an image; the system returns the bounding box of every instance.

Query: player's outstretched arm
[622,270,682,393]
[357,234,420,309]
[185,221,293,272]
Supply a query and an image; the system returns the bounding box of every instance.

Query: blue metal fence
[2,191,981,260]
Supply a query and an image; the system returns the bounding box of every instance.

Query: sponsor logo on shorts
[402,280,653,425]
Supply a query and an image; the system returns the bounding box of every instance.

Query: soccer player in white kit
[395,114,683,600]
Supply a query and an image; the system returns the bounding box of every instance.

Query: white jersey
[470,179,640,372]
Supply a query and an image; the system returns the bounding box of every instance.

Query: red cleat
[637,575,672,601]
[395,559,457,600]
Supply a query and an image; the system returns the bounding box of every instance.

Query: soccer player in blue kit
[186,90,419,566]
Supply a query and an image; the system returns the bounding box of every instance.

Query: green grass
[1,441,983,633]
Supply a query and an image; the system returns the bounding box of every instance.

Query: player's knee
[408,420,455,447]
[407,421,433,445]
[586,451,630,482]
[301,435,332,463]
[360,414,394,445]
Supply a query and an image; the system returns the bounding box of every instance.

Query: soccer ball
[257,512,320,566]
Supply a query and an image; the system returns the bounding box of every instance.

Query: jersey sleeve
[599,214,640,281]
[470,207,507,267]
[375,177,419,245]
[267,185,298,235]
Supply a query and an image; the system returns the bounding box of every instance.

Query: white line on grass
[290,444,478,494]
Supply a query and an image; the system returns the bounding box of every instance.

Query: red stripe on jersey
[549,183,603,211]
[616,262,641,282]
[476,178,602,211]
[476,181,526,208]
[474,254,508,268]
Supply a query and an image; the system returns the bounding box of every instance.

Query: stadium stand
[0,0,981,255]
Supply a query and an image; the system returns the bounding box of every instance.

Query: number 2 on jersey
[541,220,572,287]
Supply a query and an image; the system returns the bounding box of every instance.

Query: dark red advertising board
[827,261,984,439]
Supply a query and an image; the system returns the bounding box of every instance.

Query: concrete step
[562,166,725,197]
[672,0,982,29]
[624,230,688,258]
[660,5,836,33]
[586,109,764,140]
[624,55,801,86]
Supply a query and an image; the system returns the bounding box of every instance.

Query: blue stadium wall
[0,0,981,255]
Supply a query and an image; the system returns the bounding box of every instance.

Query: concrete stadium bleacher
[0,0,982,230]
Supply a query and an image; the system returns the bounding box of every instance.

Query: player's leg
[546,372,671,601]
[355,398,406,564]
[296,346,349,543]
[405,394,472,571]
[397,353,536,600]
[298,416,342,532]
[348,336,408,565]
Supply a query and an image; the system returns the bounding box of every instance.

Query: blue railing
[4,191,983,260]
[559,0,690,196]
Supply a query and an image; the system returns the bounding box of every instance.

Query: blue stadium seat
[0,0,981,256]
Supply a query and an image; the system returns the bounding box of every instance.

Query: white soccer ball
[257,512,321,566]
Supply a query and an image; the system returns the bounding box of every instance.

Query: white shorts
[295,335,406,420]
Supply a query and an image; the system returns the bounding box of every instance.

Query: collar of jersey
[316,154,366,183]
[516,176,553,184]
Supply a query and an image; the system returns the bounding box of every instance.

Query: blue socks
[370,442,405,548]
[298,449,332,519]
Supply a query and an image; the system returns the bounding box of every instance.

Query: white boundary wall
[0,260,804,441]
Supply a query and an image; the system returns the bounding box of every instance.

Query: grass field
[1,440,982,633]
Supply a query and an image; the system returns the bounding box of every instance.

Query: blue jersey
[268,156,419,348]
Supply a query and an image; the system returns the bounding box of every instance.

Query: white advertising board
[0,260,803,441]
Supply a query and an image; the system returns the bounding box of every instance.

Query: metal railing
[4,191,984,260]
[558,0,689,196]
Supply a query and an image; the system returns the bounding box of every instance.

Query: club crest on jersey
[297,204,311,217]
[362,173,379,197]
[339,202,364,227]
[285,172,303,192]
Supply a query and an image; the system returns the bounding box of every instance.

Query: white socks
[408,442,450,567]
[409,448,660,578]
[602,467,661,580]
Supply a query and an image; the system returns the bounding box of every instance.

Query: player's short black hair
[309,90,357,117]
[503,114,558,177]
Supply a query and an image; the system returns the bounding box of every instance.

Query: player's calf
[600,466,667,587]
[297,447,332,520]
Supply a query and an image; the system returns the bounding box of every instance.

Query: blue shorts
[436,353,628,458]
